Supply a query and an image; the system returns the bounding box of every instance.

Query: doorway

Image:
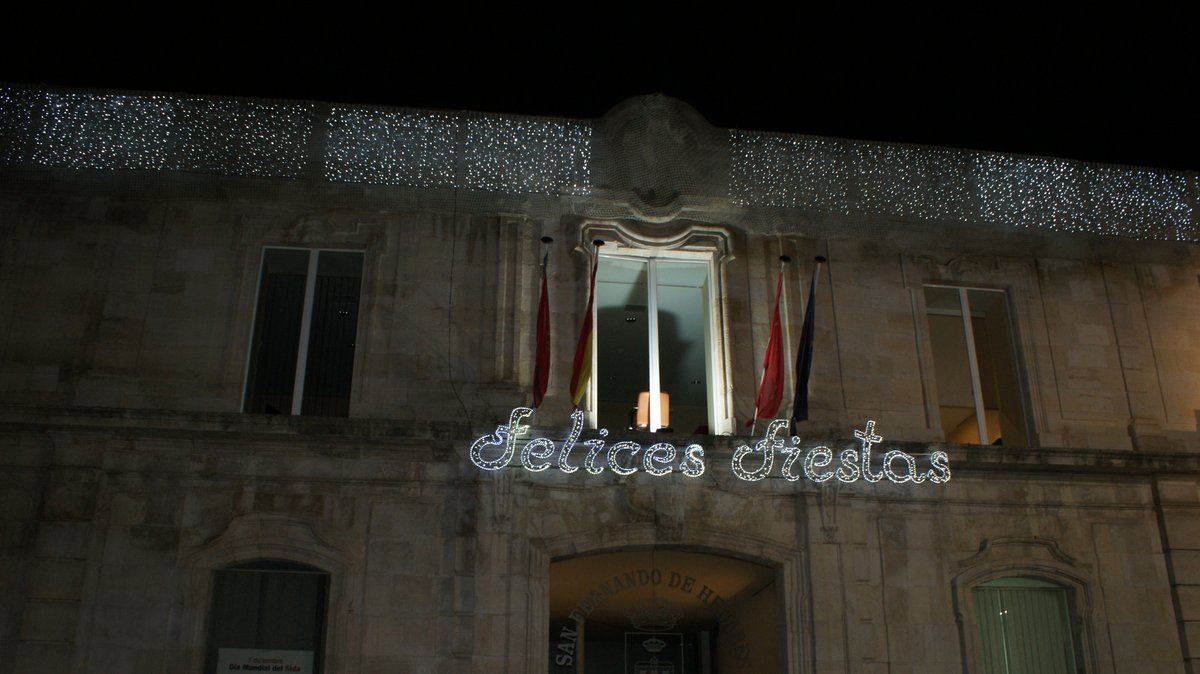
[549,548,781,673]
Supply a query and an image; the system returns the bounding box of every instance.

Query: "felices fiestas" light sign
[470,409,950,484]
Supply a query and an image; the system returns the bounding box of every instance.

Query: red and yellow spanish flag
[569,258,599,407]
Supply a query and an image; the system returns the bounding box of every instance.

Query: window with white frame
[592,247,729,435]
[243,248,364,416]
[924,285,1030,446]
[205,560,329,674]
[972,577,1082,673]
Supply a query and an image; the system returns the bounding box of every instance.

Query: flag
[791,258,824,426]
[747,270,785,427]
[532,250,550,407]
[569,258,598,407]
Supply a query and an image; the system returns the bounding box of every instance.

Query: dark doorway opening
[549,548,782,673]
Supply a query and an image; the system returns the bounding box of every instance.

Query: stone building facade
[1,85,1199,673]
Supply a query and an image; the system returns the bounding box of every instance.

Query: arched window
[205,560,329,674]
[972,577,1081,673]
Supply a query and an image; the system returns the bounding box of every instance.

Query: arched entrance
[549,548,782,673]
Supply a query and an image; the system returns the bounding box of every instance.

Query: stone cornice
[2,404,1197,478]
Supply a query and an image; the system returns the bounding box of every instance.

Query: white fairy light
[607,441,641,476]
[0,87,38,165]
[731,419,787,481]
[1,86,1191,241]
[642,443,677,476]
[729,130,1195,242]
[679,445,706,477]
[780,442,803,482]
[835,448,861,482]
[520,437,556,472]
[174,98,313,177]
[469,407,532,471]
[464,115,592,194]
[0,86,590,197]
[882,449,927,483]
[583,430,609,475]
[32,91,174,170]
[556,410,585,474]
[0,86,1192,241]
[799,445,836,483]
[927,450,952,483]
[854,421,886,483]
[469,409,948,484]
[325,107,458,187]
[5,89,313,177]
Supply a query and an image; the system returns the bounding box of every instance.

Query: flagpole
[532,236,553,410]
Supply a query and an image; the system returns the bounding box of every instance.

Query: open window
[243,248,364,416]
[592,246,727,436]
[205,560,329,674]
[972,577,1082,673]
[924,285,1030,446]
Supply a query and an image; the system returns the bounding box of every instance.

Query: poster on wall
[216,649,313,673]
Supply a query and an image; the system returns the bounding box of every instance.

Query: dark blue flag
[791,257,824,429]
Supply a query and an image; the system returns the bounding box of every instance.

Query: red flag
[569,258,598,407]
[747,270,785,427]
[532,251,550,407]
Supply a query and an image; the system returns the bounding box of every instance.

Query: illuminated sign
[470,409,950,484]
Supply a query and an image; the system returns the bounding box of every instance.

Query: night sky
[4,27,1194,172]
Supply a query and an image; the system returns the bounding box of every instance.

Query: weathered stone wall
[3,167,1197,451]
[0,408,475,673]
[1,91,1198,673]
[3,407,1198,673]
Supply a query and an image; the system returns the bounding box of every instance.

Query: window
[243,248,363,416]
[973,577,1081,673]
[924,286,1029,446]
[205,560,329,674]
[593,248,725,435]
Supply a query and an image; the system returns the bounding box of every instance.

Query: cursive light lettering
[468,411,949,485]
